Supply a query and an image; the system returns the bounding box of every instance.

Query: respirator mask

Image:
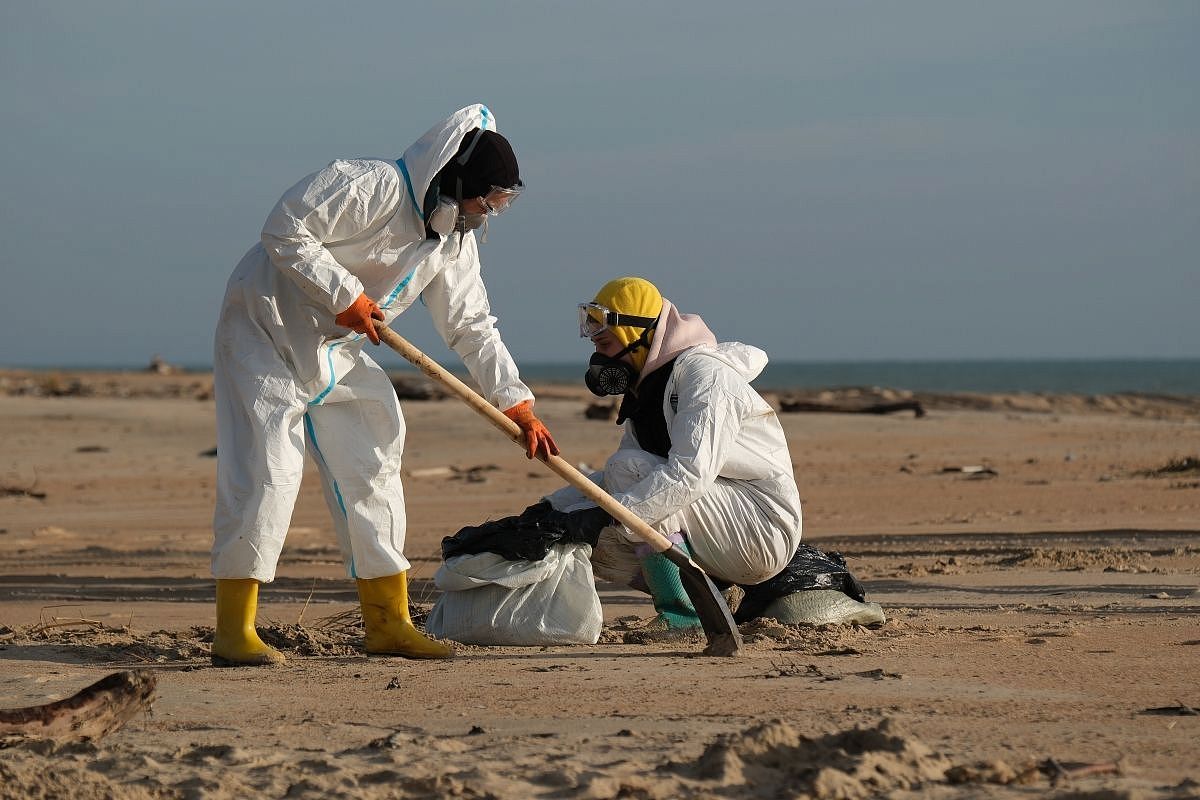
[426,196,462,237]
[584,350,640,396]
[426,196,491,237]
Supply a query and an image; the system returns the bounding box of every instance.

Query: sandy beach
[1,369,1198,799]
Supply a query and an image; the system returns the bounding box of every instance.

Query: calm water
[20,359,1200,396]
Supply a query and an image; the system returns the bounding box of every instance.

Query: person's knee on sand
[602,449,662,494]
[589,525,644,587]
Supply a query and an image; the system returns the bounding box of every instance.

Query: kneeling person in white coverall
[543,277,804,629]
[211,105,559,665]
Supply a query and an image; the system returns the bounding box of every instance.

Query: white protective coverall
[547,340,803,586]
[212,104,533,583]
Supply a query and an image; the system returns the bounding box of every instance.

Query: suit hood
[398,104,496,224]
[637,298,718,384]
[691,341,770,382]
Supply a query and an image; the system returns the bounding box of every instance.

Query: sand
[1,369,1198,799]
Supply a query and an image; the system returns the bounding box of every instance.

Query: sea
[17,359,1199,396]
[409,359,1199,396]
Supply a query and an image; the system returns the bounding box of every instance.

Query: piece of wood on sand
[0,670,156,744]
[779,398,926,418]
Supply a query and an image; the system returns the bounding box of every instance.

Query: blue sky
[1,2,1196,368]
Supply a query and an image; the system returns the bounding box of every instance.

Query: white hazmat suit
[212,104,533,583]
[610,342,802,584]
[547,338,803,587]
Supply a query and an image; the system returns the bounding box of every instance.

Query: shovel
[375,323,743,656]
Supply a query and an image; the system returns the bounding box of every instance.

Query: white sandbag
[425,543,602,646]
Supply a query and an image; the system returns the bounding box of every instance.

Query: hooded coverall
[212,104,533,583]
[547,303,803,587]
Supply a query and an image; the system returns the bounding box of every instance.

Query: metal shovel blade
[662,545,743,656]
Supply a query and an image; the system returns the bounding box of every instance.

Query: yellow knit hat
[591,277,663,372]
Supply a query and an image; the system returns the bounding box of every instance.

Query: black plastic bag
[441,502,610,562]
[734,543,867,623]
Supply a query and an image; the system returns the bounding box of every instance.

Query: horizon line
[3,355,1200,373]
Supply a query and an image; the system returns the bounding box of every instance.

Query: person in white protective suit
[210,104,559,666]
[541,276,804,629]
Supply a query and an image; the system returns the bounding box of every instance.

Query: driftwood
[1138,456,1200,478]
[391,374,447,401]
[146,354,182,375]
[1,483,47,500]
[1143,701,1200,716]
[779,399,926,418]
[0,670,156,744]
[584,401,618,420]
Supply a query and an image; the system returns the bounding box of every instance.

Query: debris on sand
[584,400,618,420]
[408,466,456,479]
[0,482,46,500]
[146,355,182,375]
[939,464,998,478]
[1141,702,1200,717]
[761,658,825,679]
[390,374,447,401]
[1139,456,1200,477]
[406,464,499,483]
[780,397,926,418]
[449,464,499,483]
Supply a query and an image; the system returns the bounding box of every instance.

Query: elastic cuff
[502,399,535,423]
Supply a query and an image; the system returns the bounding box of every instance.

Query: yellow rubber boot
[211,579,286,667]
[357,572,453,659]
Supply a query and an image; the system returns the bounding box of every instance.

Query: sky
[1,1,1197,369]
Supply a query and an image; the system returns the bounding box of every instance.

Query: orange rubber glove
[502,400,561,460]
[334,292,385,344]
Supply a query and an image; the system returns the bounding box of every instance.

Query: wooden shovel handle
[375,323,673,553]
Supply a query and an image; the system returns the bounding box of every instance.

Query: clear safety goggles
[577,302,658,339]
[479,183,523,216]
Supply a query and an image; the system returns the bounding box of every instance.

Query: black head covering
[436,129,521,199]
